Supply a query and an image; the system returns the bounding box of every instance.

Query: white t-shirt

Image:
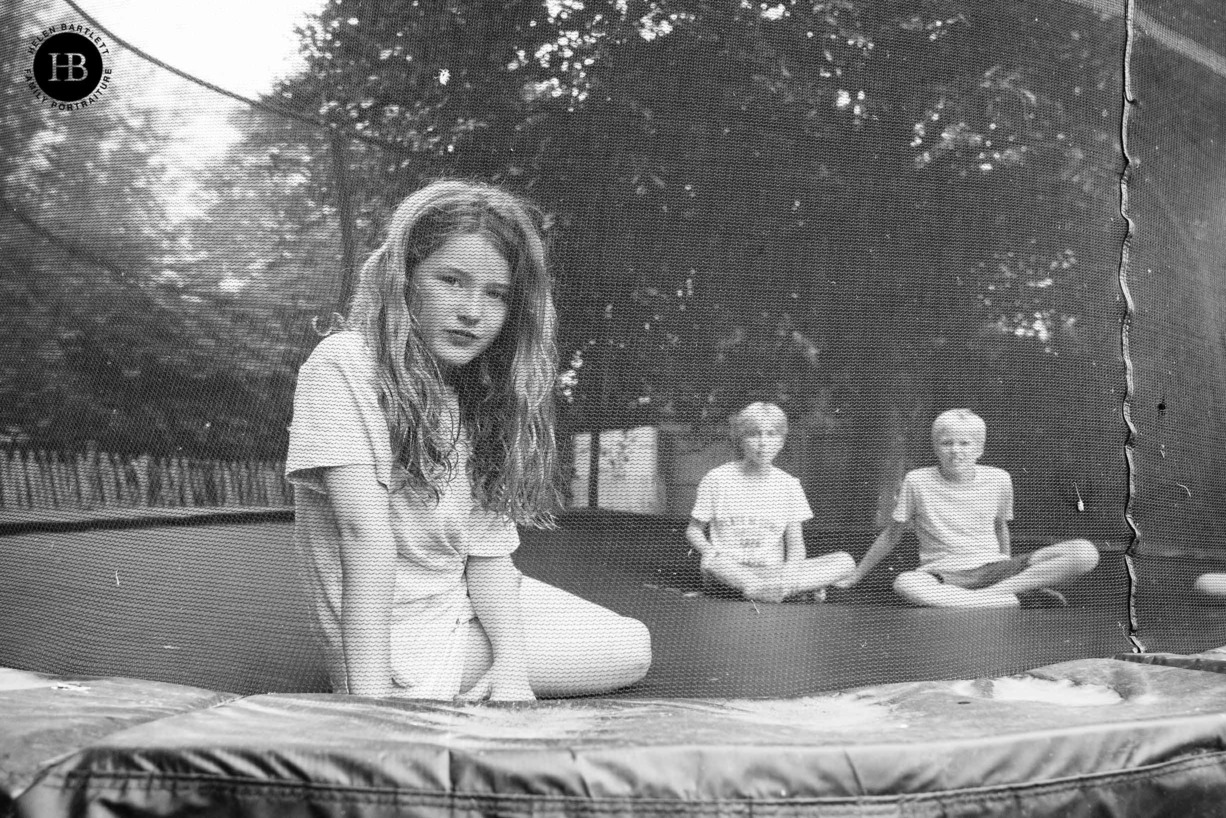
[285,331,517,696]
[690,462,814,566]
[892,465,1013,573]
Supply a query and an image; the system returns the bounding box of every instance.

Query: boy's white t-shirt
[690,462,814,566]
[893,465,1013,573]
[284,331,518,697]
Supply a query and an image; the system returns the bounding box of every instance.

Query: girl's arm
[322,464,396,697]
[465,555,534,701]
[783,521,806,562]
[996,518,1011,557]
[685,518,713,555]
[838,520,906,587]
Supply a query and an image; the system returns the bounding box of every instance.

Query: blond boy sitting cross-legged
[837,409,1099,608]
[686,402,855,604]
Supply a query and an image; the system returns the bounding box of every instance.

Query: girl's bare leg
[458,577,652,698]
[1195,573,1226,600]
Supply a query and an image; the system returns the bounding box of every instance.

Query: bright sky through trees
[56,1,326,214]
[82,0,325,96]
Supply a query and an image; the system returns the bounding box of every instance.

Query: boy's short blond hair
[730,402,788,443]
[931,408,987,445]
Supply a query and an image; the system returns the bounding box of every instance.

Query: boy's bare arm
[783,521,805,562]
[996,519,1011,557]
[686,519,712,554]
[839,520,906,586]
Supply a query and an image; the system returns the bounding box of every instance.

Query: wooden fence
[0,449,293,511]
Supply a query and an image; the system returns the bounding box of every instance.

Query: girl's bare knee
[620,616,652,683]
[1195,573,1226,598]
[1064,539,1100,574]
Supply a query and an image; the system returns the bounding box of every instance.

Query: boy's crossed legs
[703,551,856,604]
[893,538,1100,608]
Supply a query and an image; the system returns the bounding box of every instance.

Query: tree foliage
[267,0,1127,528]
[4,0,1135,532]
[272,1,1123,406]
[2,2,309,457]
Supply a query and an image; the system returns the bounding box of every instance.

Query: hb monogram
[47,53,89,82]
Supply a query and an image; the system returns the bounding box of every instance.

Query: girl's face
[411,233,512,371]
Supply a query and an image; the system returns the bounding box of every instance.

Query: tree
[263,0,1129,532]
[1,35,308,458]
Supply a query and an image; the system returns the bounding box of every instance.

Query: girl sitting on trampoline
[837,408,1100,608]
[285,180,651,701]
[686,402,855,603]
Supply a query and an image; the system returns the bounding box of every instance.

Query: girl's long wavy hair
[342,180,562,527]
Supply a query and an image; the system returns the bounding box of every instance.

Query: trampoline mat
[8,658,1226,817]
[3,515,1224,699]
[4,517,1226,814]
[0,516,1168,699]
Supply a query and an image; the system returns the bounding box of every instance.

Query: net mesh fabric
[0,0,1223,699]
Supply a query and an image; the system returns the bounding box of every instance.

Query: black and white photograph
[2,0,1226,814]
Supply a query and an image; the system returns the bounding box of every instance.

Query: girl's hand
[460,661,535,703]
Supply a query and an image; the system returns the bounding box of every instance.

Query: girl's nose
[457,291,483,323]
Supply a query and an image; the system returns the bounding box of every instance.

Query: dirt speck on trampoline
[708,694,894,730]
[411,703,608,741]
[404,695,895,743]
[949,676,1123,706]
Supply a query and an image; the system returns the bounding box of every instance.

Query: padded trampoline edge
[0,507,294,537]
[13,745,1226,818]
[1115,650,1226,676]
[10,659,1226,818]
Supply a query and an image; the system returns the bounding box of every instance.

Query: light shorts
[931,554,1032,590]
[389,584,482,699]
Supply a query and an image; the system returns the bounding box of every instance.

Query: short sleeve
[892,471,917,524]
[1000,471,1015,521]
[690,471,717,522]
[785,476,814,523]
[285,333,392,493]
[462,510,521,558]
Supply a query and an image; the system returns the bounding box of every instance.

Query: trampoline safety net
[2,0,1226,816]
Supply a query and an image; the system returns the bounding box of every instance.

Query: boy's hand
[460,661,535,703]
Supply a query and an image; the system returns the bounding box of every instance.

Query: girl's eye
[439,274,460,286]
[487,289,509,302]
